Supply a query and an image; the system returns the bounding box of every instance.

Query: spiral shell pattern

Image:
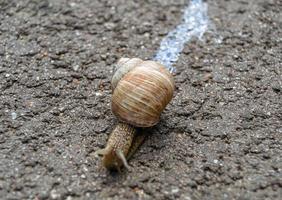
[111,58,174,127]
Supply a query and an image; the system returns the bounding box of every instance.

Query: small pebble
[11,112,17,120]
[171,187,179,194]
[50,189,60,199]
[95,92,102,96]
[73,65,80,71]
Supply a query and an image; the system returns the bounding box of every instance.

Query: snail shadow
[149,117,171,139]
[139,118,172,156]
[98,166,132,186]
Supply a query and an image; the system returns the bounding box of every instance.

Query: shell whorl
[111,58,174,127]
[111,58,143,91]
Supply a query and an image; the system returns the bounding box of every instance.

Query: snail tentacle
[116,149,130,170]
[94,147,111,157]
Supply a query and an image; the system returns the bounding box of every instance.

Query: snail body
[95,122,137,170]
[95,58,174,171]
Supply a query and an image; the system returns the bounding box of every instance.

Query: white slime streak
[154,0,209,73]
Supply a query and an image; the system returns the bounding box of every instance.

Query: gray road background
[0,0,281,199]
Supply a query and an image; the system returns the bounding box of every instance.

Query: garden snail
[95,58,174,171]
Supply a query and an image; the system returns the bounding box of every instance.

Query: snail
[95,58,174,171]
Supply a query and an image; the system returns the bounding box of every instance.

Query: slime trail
[154,0,209,73]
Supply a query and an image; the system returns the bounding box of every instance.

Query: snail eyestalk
[94,147,111,157]
[116,149,130,170]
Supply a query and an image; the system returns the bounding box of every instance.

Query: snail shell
[111,58,175,127]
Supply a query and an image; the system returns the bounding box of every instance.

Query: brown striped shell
[111,58,174,127]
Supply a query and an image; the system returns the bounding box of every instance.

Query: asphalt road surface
[0,0,281,199]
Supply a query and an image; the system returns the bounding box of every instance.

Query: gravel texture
[0,0,281,199]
